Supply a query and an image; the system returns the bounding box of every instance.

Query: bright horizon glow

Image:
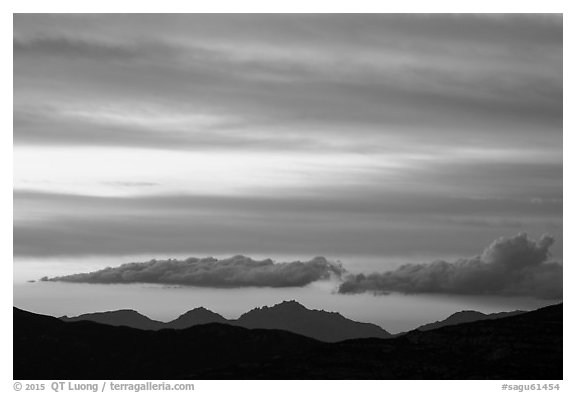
[14,145,437,197]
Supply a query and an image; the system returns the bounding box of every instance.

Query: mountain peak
[238,300,390,342]
[194,306,209,311]
[448,310,486,318]
[177,307,222,318]
[274,300,306,310]
[167,307,228,329]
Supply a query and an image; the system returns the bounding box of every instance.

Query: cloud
[13,36,141,61]
[41,255,346,288]
[14,15,562,155]
[37,233,561,298]
[14,191,562,258]
[102,181,158,188]
[13,106,324,152]
[338,233,562,299]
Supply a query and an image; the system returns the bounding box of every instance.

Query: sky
[13,14,563,331]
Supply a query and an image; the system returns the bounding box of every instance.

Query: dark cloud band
[40,234,561,299]
[338,233,562,299]
[41,255,346,288]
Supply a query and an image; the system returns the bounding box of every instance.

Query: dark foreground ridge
[14,303,562,379]
[416,309,526,331]
[60,300,391,342]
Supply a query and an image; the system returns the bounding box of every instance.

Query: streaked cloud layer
[14,190,561,258]
[14,15,562,153]
[14,14,562,262]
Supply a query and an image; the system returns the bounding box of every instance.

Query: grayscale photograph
[13,13,563,380]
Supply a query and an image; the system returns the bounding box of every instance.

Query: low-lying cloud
[40,234,562,299]
[338,233,562,299]
[41,255,346,288]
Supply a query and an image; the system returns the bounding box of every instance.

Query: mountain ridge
[14,303,562,379]
[57,300,390,342]
[57,300,537,340]
[60,309,165,330]
[416,309,526,331]
[235,300,390,341]
[166,307,229,329]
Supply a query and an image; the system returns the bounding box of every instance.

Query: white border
[3,2,572,392]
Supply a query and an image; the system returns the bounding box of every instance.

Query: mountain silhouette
[14,303,562,379]
[60,309,165,330]
[249,303,561,379]
[59,300,390,342]
[165,307,228,329]
[14,307,321,380]
[417,309,525,331]
[235,300,390,342]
